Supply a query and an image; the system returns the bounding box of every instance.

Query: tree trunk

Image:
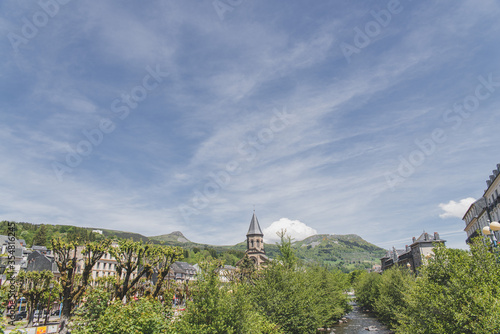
[58,298,72,334]
[26,301,34,327]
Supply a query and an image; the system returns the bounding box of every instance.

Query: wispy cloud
[0,0,499,248]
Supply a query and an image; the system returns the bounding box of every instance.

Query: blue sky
[1,0,500,250]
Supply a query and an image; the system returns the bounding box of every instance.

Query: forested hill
[150,232,386,271]
[0,221,385,272]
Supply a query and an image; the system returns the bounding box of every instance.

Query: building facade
[168,261,197,282]
[381,232,446,272]
[463,163,500,244]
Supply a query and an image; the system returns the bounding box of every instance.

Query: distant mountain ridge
[150,231,386,270]
[0,221,385,271]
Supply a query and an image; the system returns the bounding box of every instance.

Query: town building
[87,243,138,281]
[168,261,197,282]
[463,164,500,244]
[26,250,59,277]
[381,232,446,272]
[0,235,27,275]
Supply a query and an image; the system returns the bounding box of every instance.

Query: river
[330,301,393,334]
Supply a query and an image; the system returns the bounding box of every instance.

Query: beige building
[72,243,138,281]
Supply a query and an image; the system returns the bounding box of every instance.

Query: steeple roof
[247,213,263,236]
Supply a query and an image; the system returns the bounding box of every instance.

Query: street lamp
[482,220,500,249]
[44,283,54,325]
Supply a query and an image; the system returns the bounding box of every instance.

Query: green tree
[396,241,500,334]
[276,230,297,269]
[373,267,414,329]
[354,271,381,310]
[91,297,171,334]
[173,260,281,334]
[147,245,183,298]
[15,270,57,326]
[250,234,351,333]
[32,225,47,247]
[237,254,255,283]
[52,238,111,334]
[109,239,155,301]
[306,266,351,328]
[70,286,112,334]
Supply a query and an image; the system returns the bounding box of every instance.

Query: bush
[96,298,172,334]
[71,293,171,334]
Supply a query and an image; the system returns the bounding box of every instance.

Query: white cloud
[438,197,476,219]
[263,218,317,243]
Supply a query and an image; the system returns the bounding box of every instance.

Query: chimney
[434,232,439,240]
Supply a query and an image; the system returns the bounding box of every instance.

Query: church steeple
[247,212,263,236]
[244,212,267,266]
[237,212,269,268]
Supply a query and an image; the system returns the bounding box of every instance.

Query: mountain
[151,232,386,270]
[0,220,385,271]
[150,231,192,245]
[292,234,386,270]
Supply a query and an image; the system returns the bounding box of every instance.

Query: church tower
[245,212,268,266]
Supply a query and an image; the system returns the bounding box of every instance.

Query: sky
[1,0,500,250]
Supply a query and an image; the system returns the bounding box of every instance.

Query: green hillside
[292,234,386,271]
[151,232,386,271]
[1,221,385,272]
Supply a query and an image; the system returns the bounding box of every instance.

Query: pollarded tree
[147,245,183,298]
[109,239,155,301]
[15,270,58,326]
[52,238,111,334]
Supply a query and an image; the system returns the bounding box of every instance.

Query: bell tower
[245,212,268,266]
